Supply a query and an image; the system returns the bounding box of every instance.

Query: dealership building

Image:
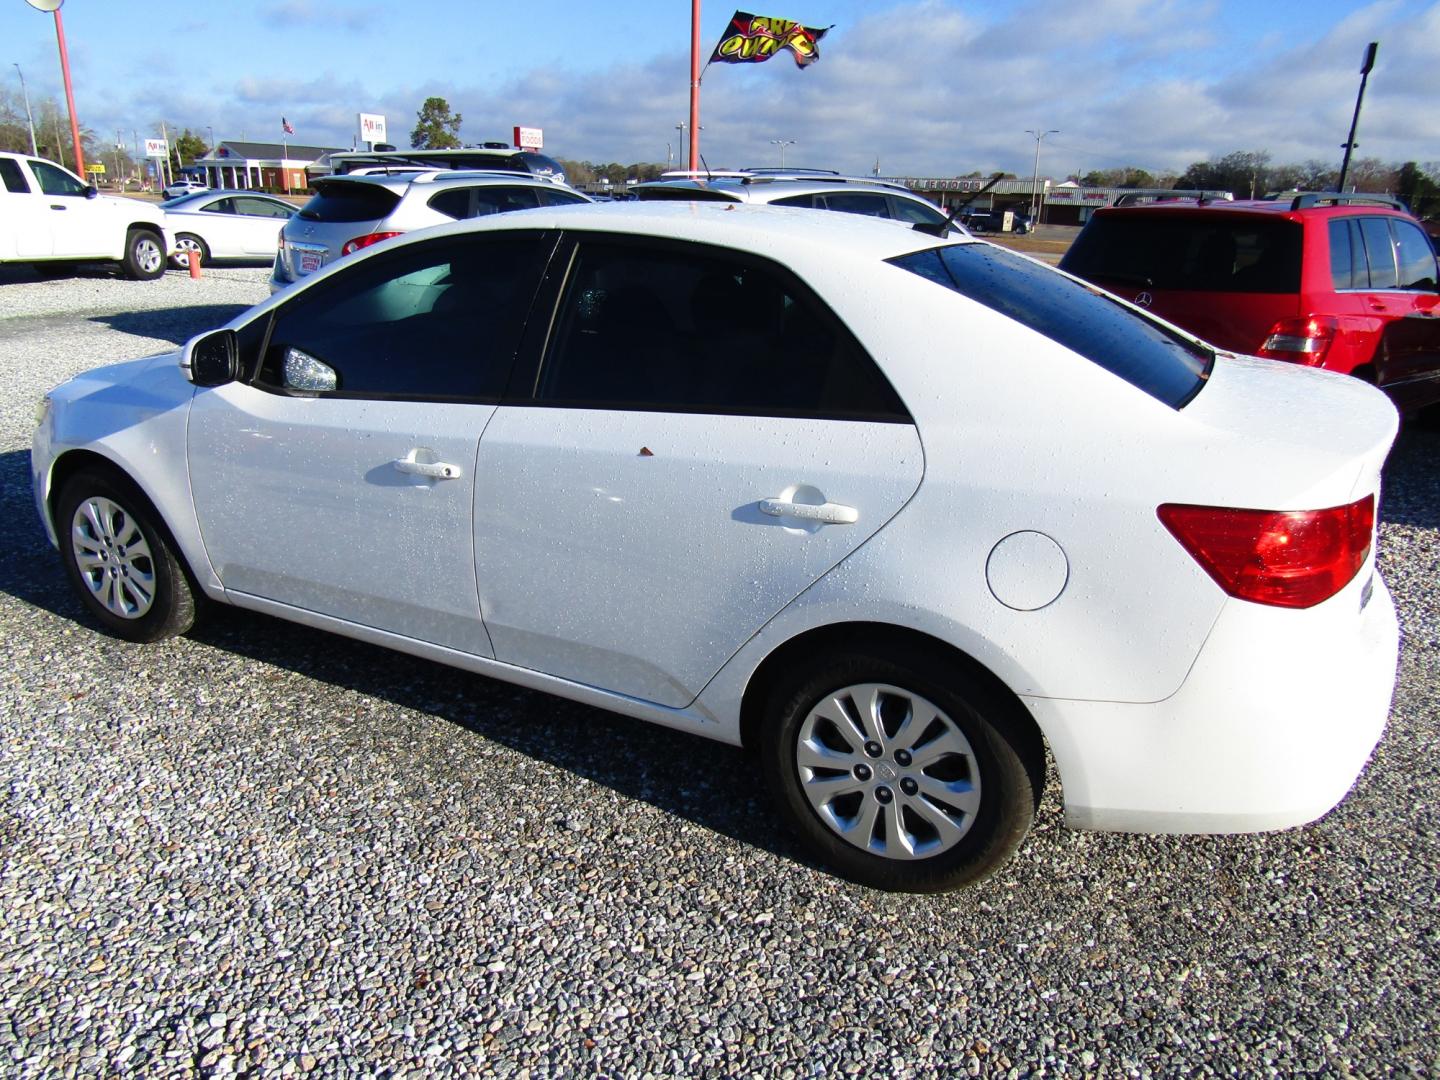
[192,141,346,192]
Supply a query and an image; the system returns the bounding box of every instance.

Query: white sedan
[30,204,1400,892]
[160,190,296,267]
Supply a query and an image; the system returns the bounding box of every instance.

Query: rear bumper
[1028,570,1399,834]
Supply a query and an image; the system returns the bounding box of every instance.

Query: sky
[2,0,1437,179]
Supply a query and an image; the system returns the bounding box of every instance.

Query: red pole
[53,9,84,176]
[689,0,700,171]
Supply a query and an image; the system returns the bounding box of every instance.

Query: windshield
[298,183,402,223]
[890,243,1213,408]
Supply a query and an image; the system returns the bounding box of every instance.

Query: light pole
[25,0,85,174]
[113,128,122,189]
[770,138,796,168]
[1337,42,1378,194]
[12,63,37,155]
[675,123,687,170]
[1026,128,1058,224]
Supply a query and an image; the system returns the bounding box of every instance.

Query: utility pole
[13,63,37,156]
[1337,42,1379,194]
[1026,128,1058,223]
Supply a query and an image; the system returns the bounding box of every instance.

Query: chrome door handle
[50,204,66,211]
[393,456,463,480]
[759,497,859,525]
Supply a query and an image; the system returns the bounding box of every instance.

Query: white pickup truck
[0,151,172,280]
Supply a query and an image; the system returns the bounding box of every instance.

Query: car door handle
[759,497,859,525]
[393,456,463,480]
[50,204,66,211]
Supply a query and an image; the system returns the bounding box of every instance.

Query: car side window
[1392,220,1438,290]
[818,192,891,219]
[888,196,947,226]
[427,188,472,219]
[537,188,589,207]
[201,198,237,215]
[1328,219,1362,290]
[234,197,294,219]
[0,159,30,193]
[30,160,86,197]
[1358,217,1399,289]
[534,239,909,420]
[473,187,541,216]
[770,194,817,209]
[255,233,551,401]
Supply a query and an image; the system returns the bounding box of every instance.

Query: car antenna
[699,152,713,181]
[912,172,1006,238]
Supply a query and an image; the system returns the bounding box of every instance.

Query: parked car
[162,178,209,199]
[957,206,1030,234]
[269,169,590,292]
[633,169,954,230]
[0,151,172,280]
[33,203,1399,892]
[161,190,296,268]
[1060,192,1440,413]
[318,145,567,185]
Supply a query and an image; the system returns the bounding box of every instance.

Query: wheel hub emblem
[875,761,899,782]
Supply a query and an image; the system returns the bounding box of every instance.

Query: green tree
[170,129,207,170]
[410,97,462,149]
[1398,161,1440,218]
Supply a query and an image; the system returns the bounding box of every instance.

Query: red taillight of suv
[340,231,403,256]
[1256,316,1338,366]
[1158,496,1375,609]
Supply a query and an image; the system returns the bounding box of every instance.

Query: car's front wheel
[122,228,167,280]
[760,648,1041,892]
[55,470,198,642]
[170,233,210,269]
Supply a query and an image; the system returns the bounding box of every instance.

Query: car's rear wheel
[122,228,167,280]
[56,470,197,642]
[170,233,210,269]
[760,649,1041,891]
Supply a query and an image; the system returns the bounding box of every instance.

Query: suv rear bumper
[1027,569,1398,834]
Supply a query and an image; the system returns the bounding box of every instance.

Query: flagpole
[689,0,700,170]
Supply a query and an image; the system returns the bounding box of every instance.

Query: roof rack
[737,167,841,176]
[1267,191,1407,211]
[648,169,909,193]
[1111,189,1235,207]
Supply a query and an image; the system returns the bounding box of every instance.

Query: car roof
[1097,191,1414,220]
[313,169,575,193]
[634,171,919,202]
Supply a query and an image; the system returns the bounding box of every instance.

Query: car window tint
[1329,219,1358,289]
[427,188,471,219]
[770,194,818,209]
[256,233,550,401]
[1358,217,1398,289]
[537,188,589,207]
[1392,219,1438,290]
[1061,213,1302,294]
[298,183,402,223]
[536,240,908,420]
[892,243,1211,409]
[889,196,947,226]
[819,192,891,218]
[30,160,86,197]
[634,187,739,203]
[201,198,236,215]
[234,197,293,219]
[0,159,30,193]
[473,187,541,215]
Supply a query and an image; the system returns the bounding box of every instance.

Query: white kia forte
[30,203,1401,891]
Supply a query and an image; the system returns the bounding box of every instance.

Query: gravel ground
[1,269,1437,1078]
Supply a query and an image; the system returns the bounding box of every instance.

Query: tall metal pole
[1026,129,1057,222]
[13,63,37,155]
[1337,42,1378,194]
[51,7,84,175]
[688,0,701,171]
[770,138,796,168]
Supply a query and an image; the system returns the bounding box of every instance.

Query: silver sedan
[160,190,297,267]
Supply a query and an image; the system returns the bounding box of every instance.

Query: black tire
[55,469,197,642]
[122,228,167,280]
[760,648,1041,892]
[33,261,77,279]
[170,233,210,270]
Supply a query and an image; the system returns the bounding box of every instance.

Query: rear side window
[1393,220,1438,290]
[537,188,589,207]
[818,192,890,218]
[298,183,401,223]
[0,159,29,193]
[634,186,739,203]
[1358,218,1398,288]
[473,187,541,215]
[892,243,1212,409]
[1329,219,1364,289]
[1062,213,1302,294]
[536,240,909,420]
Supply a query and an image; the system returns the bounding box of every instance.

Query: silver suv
[632,169,953,230]
[270,169,589,292]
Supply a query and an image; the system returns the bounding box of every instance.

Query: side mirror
[85,185,98,199]
[181,328,240,387]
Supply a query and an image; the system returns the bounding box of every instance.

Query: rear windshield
[298,183,402,223]
[634,186,741,203]
[1061,212,1303,294]
[890,243,1212,408]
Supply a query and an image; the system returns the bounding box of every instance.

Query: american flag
[282,117,294,135]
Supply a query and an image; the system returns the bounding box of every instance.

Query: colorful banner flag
[709,11,832,68]
[282,117,295,135]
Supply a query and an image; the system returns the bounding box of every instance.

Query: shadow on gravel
[0,448,812,872]
[1381,426,1440,532]
[90,306,255,345]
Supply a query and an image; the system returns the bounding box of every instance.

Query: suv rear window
[1062,213,1303,294]
[299,182,402,223]
[891,243,1212,408]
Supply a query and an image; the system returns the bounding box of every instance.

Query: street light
[24,0,84,175]
[12,63,37,156]
[1026,128,1058,224]
[676,123,703,170]
[1337,42,1379,194]
[770,138,796,168]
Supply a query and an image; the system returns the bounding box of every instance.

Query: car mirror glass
[283,347,338,393]
[182,328,239,387]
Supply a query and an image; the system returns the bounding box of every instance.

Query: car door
[473,235,924,708]
[188,230,556,655]
[1,158,50,257]
[230,196,296,256]
[28,158,107,257]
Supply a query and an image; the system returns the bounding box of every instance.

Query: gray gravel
[1,270,1438,1077]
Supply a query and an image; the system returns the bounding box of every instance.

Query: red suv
[1059,193,1440,413]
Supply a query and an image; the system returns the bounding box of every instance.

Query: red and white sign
[513,126,543,150]
[144,138,168,159]
[358,113,387,145]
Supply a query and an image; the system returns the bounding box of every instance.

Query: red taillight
[1257,315,1338,366]
[340,231,403,256]
[1158,496,1374,609]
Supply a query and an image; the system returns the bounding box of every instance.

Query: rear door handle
[393,455,463,480]
[759,497,859,525]
[50,204,66,211]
